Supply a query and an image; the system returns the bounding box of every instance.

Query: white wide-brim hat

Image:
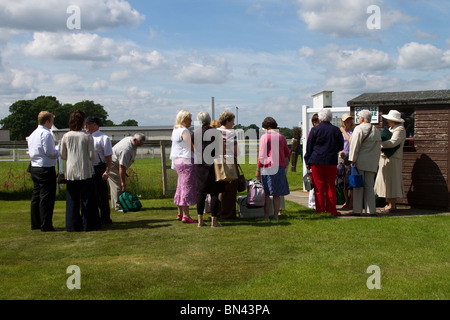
[382,110,404,123]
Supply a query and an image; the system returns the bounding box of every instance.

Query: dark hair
[262,117,278,130]
[86,116,101,126]
[311,113,319,124]
[69,110,87,131]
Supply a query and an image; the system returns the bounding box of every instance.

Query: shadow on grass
[102,219,172,231]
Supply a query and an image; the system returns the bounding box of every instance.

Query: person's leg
[363,171,376,214]
[66,181,82,232]
[108,167,122,211]
[272,195,281,220]
[196,193,207,226]
[311,164,326,213]
[210,193,221,227]
[263,194,271,220]
[38,167,56,231]
[94,165,111,224]
[325,165,338,215]
[30,167,42,230]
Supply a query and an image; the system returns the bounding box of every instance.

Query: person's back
[112,136,136,169]
[61,131,94,180]
[305,121,343,165]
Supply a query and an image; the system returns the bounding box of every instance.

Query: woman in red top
[256,117,290,221]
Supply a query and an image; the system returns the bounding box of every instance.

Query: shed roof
[347,89,450,107]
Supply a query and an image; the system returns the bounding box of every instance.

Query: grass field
[0,198,448,300]
[0,159,448,300]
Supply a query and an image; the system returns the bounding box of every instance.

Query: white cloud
[398,42,450,70]
[110,70,130,82]
[175,53,232,84]
[331,48,393,74]
[92,79,108,91]
[0,0,144,32]
[118,49,168,71]
[298,46,314,57]
[304,45,393,76]
[52,73,84,91]
[23,32,125,61]
[296,0,415,38]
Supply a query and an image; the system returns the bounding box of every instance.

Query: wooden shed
[347,90,450,210]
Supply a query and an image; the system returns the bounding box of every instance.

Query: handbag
[303,171,312,191]
[214,156,238,182]
[237,164,247,192]
[349,166,364,188]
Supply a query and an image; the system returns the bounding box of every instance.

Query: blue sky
[0,0,449,128]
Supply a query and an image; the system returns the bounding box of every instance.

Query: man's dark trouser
[93,163,112,224]
[30,166,56,231]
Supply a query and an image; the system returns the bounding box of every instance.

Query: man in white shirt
[27,111,60,231]
[109,133,145,211]
[85,116,113,225]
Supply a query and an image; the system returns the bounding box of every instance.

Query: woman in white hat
[374,110,406,213]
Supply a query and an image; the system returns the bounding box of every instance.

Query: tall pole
[235,106,239,126]
[211,97,215,120]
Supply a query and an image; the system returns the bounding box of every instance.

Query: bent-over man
[108,133,145,211]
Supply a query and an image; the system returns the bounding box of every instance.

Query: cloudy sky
[0,0,449,128]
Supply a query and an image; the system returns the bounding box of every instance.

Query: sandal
[380,206,396,214]
[177,214,182,221]
[182,216,197,223]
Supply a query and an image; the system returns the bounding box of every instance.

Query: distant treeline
[0,96,138,141]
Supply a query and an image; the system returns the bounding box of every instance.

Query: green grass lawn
[0,198,448,300]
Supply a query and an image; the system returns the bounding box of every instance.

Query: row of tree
[0,95,295,141]
[0,96,138,141]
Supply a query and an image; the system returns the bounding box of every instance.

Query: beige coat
[348,123,381,173]
[60,131,95,181]
[374,124,406,198]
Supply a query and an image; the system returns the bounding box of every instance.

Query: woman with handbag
[348,110,381,216]
[193,111,226,227]
[217,111,239,219]
[374,110,407,213]
[256,117,290,221]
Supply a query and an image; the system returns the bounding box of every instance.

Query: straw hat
[341,113,353,122]
[382,110,404,123]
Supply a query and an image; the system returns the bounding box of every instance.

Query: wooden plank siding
[386,106,449,209]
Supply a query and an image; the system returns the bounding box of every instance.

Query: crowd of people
[304,108,406,216]
[26,106,405,232]
[169,110,290,227]
[27,110,145,232]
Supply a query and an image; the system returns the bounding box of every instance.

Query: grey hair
[318,108,332,122]
[133,133,146,142]
[197,111,211,126]
[358,110,372,123]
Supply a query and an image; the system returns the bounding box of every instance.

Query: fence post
[160,141,168,196]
